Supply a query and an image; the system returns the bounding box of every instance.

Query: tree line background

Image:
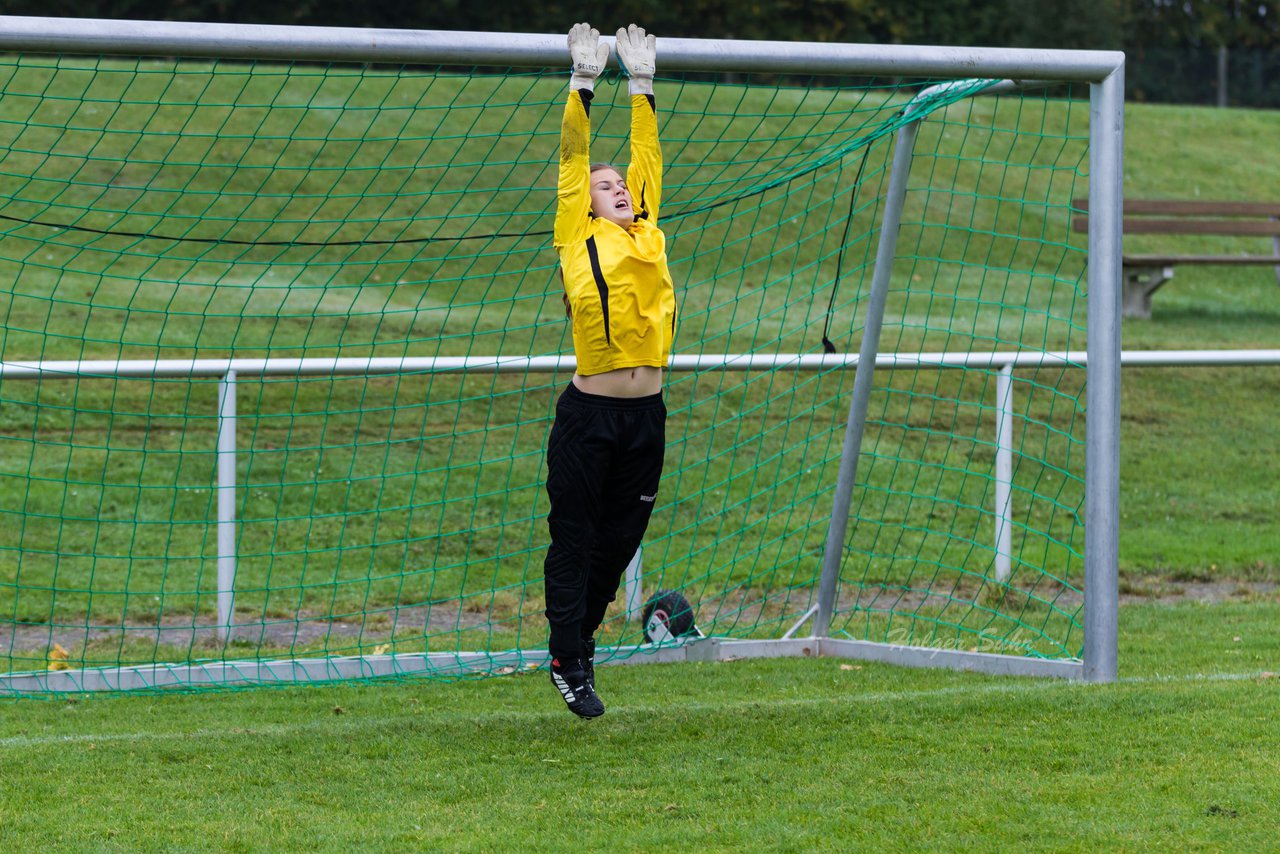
[5,0,1280,107]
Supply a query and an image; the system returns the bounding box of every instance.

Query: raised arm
[554,23,610,248]
[616,24,662,224]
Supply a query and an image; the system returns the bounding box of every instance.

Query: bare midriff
[572,365,663,398]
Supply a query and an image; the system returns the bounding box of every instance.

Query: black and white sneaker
[549,657,604,719]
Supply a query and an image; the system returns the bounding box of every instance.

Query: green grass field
[1,52,1279,850]
[1,601,1277,850]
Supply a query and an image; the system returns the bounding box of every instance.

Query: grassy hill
[1116,101,1280,578]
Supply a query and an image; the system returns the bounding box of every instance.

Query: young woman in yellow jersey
[544,23,676,718]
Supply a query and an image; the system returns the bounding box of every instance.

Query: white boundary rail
[0,16,1130,690]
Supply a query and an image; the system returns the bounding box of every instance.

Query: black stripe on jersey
[579,88,594,117]
[585,236,611,345]
[637,96,655,218]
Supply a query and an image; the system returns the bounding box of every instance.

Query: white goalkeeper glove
[615,24,656,96]
[567,23,610,92]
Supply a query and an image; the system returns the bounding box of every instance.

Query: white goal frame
[0,16,1125,690]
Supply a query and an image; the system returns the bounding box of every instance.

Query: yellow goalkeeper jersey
[553,89,677,377]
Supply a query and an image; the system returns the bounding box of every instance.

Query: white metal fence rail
[3,349,1275,643]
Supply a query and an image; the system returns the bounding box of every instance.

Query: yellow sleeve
[554,89,593,248]
[626,94,662,224]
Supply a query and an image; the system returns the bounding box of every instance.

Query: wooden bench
[1072,199,1280,318]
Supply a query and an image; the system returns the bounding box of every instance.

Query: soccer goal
[0,17,1124,694]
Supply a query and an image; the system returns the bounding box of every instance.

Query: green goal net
[0,34,1098,694]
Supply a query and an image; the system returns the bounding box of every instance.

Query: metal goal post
[0,16,1125,690]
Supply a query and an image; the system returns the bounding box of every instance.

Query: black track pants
[543,383,666,662]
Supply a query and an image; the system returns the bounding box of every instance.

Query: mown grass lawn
[1,599,1277,851]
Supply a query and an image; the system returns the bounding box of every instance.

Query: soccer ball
[641,589,698,642]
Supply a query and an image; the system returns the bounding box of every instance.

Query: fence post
[994,364,1014,582]
[623,547,643,623]
[1216,45,1228,108]
[217,370,238,642]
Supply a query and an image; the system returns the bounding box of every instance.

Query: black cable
[0,130,871,249]
[0,173,786,248]
[0,211,532,247]
[820,148,871,354]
